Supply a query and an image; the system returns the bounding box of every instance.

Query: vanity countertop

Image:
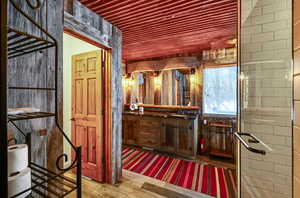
[123,111,198,119]
[124,104,200,110]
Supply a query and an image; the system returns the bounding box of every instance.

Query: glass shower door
[238,0,293,197]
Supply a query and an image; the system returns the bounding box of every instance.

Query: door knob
[70,118,75,121]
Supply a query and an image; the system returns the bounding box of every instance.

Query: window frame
[202,64,238,116]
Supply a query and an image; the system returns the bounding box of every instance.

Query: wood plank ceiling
[80,0,237,61]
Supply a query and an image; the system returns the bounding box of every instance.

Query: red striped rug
[122,147,237,198]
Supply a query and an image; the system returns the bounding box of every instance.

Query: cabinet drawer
[140,118,161,128]
[123,115,138,122]
[137,132,160,147]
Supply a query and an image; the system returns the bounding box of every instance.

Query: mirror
[123,68,201,106]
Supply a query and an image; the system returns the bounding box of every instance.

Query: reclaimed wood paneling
[64,0,73,14]
[7,0,63,174]
[127,56,202,73]
[65,0,122,184]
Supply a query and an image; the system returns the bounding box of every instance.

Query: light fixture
[122,73,133,87]
[190,68,196,85]
[154,76,161,86]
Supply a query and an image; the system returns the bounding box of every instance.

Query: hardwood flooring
[66,170,212,198]
[196,155,236,169]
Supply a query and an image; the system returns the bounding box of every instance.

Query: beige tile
[294,177,300,198]
[294,0,300,23]
[294,22,300,49]
[295,76,300,100]
[295,101,300,126]
[295,50,300,75]
[294,126,300,154]
[294,151,300,179]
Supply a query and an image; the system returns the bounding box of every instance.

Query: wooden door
[71,50,103,182]
[176,119,194,156]
[122,115,138,145]
[137,116,161,148]
[160,118,177,152]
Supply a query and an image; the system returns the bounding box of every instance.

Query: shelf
[8,112,55,121]
[209,149,234,159]
[209,122,233,128]
[8,28,55,59]
[11,162,77,198]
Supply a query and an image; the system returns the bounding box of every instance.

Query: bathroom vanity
[122,105,200,158]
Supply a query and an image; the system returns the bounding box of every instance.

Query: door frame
[237,0,241,197]
[64,27,113,183]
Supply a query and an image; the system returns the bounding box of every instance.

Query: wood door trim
[65,28,113,183]
[64,27,109,50]
[103,50,113,183]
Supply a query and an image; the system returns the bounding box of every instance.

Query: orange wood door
[71,50,103,182]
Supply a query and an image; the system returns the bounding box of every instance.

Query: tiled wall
[240,0,292,197]
[294,0,300,197]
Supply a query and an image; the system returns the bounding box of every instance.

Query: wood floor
[196,155,235,169]
[66,170,212,198]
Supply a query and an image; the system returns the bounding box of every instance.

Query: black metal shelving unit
[1,0,82,197]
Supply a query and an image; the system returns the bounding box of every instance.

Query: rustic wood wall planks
[7,0,64,173]
[127,56,202,73]
[64,0,123,184]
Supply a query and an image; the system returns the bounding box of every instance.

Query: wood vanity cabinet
[137,117,162,148]
[123,113,198,158]
[161,118,197,157]
[176,119,197,156]
[160,118,177,152]
[122,115,139,145]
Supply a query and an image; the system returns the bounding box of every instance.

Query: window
[203,66,237,115]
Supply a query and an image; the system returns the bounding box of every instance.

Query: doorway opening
[63,32,109,182]
[121,63,238,198]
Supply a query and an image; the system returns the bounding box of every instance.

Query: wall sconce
[190,68,196,85]
[190,74,196,85]
[153,71,161,88]
[122,73,134,87]
[154,76,161,87]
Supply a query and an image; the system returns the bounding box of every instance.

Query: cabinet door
[123,116,138,145]
[160,118,177,152]
[137,117,161,148]
[177,119,194,156]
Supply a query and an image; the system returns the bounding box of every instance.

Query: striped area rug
[122,147,237,198]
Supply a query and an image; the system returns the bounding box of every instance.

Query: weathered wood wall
[7,0,63,173]
[127,56,202,73]
[64,0,122,184]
